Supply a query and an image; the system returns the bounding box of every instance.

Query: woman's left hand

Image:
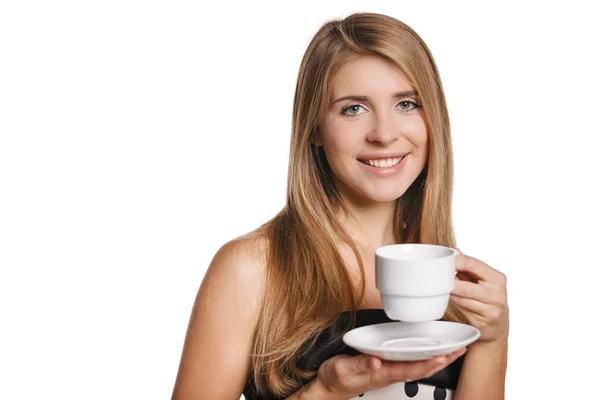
[450,248,509,343]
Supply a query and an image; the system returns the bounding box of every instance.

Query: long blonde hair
[249,12,466,398]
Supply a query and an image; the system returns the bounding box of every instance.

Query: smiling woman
[171,11,508,400]
[316,55,429,203]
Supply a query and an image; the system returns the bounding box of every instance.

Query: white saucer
[342,320,480,361]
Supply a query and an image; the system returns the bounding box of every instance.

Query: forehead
[329,55,415,100]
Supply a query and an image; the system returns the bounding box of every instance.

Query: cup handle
[451,248,460,276]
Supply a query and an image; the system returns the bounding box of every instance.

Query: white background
[1,1,599,399]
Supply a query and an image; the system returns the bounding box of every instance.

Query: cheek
[322,129,359,161]
[323,142,355,172]
[405,119,428,152]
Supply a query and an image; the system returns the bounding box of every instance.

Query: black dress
[243,309,464,400]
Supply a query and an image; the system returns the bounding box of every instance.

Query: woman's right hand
[314,348,466,399]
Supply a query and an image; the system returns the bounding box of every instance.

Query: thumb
[453,247,463,256]
[353,354,382,374]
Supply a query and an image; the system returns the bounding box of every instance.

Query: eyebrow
[331,90,419,105]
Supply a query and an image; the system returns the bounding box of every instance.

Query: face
[317,55,429,204]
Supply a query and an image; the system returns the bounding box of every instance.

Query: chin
[361,189,405,203]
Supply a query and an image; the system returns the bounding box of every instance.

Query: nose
[366,112,400,146]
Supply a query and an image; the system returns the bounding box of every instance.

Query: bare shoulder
[206,230,269,299]
[213,228,269,272]
[171,229,270,400]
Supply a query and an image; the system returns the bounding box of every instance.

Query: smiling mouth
[358,155,406,168]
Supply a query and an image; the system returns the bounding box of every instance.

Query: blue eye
[340,100,421,116]
[398,100,420,111]
[342,104,363,115]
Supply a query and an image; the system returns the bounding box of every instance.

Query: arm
[450,249,509,400]
[454,334,508,400]
[171,234,267,400]
[285,351,468,400]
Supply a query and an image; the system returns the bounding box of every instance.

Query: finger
[353,354,381,374]
[456,271,477,283]
[434,348,466,366]
[453,249,477,282]
[382,352,456,383]
[452,279,488,302]
[452,249,471,281]
[379,358,435,383]
[425,348,467,376]
[429,347,467,376]
[455,255,502,284]
[410,348,467,381]
[450,294,488,318]
[453,279,506,305]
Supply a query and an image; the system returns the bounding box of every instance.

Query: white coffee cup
[375,244,458,322]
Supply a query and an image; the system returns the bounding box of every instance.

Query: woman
[172,12,509,400]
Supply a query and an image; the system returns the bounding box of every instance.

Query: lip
[358,154,408,177]
[356,152,409,161]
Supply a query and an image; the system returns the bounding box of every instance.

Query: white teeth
[364,157,403,168]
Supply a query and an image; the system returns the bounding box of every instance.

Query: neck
[336,196,399,250]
